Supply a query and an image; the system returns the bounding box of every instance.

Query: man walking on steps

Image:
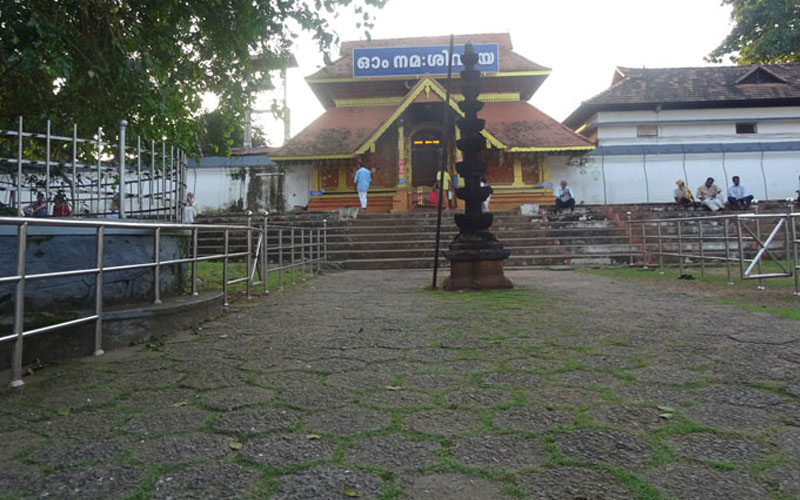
[354,162,372,213]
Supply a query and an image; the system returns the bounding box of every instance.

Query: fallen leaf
[384,386,401,391]
[656,405,675,413]
[27,367,35,376]
[172,401,189,408]
[229,440,243,450]
[57,407,71,416]
[658,413,673,419]
[219,334,229,339]
[305,434,322,440]
[344,486,359,497]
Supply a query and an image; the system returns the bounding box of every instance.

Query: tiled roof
[309,33,549,80]
[564,63,800,128]
[482,102,594,149]
[272,106,397,158]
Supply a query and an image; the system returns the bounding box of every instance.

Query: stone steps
[194,201,797,269]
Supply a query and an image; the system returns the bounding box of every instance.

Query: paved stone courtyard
[1,269,799,499]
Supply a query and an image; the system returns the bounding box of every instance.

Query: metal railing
[0,117,186,220]
[625,202,799,296]
[0,212,327,388]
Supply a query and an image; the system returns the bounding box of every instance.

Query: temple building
[272,34,593,212]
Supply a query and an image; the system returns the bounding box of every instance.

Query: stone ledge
[0,291,223,378]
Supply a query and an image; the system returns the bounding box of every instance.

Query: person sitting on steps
[554,179,575,213]
[727,175,754,210]
[673,179,695,207]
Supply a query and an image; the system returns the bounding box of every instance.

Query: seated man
[696,177,724,212]
[23,192,48,217]
[673,179,694,206]
[554,179,575,213]
[727,175,754,209]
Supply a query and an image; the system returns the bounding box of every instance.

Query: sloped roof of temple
[564,63,800,128]
[274,74,592,160]
[270,33,592,160]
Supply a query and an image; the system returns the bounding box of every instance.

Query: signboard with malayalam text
[353,43,499,78]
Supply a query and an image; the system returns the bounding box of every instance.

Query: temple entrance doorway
[411,129,443,188]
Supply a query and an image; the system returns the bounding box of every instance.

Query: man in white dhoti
[696,177,724,212]
[354,162,372,212]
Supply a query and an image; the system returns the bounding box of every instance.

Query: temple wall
[550,151,799,204]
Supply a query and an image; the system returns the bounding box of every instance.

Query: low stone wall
[0,292,224,372]
[0,224,190,314]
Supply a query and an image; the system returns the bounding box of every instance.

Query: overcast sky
[243,0,735,147]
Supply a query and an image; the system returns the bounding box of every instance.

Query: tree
[0,0,387,153]
[708,0,800,64]
[198,108,267,156]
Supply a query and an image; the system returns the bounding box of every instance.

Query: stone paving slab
[1,269,799,499]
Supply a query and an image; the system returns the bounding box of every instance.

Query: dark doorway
[411,129,443,187]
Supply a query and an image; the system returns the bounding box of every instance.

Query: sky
[242,0,735,147]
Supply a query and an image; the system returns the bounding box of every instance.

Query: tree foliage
[709,0,800,64]
[198,108,266,156]
[0,0,387,153]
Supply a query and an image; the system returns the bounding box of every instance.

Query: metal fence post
[291,228,296,285]
[246,211,253,299]
[94,226,105,356]
[641,221,648,269]
[301,229,307,282]
[71,124,78,212]
[154,227,162,304]
[150,139,156,214]
[96,127,103,214]
[754,201,765,290]
[724,217,733,285]
[627,211,633,266]
[791,213,799,296]
[191,227,199,296]
[278,228,284,292]
[45,120,51,207]
[657,221,664,274]
[16,116,23,215]
[677,220,684,276]
[137,136,143,215]
[316,227,321,274]
[118,120,127,219]
[223,229,230,306]
[698,219,705,279]
[9,222,27,388]
[268,211,269,295]
[323,219,328,264]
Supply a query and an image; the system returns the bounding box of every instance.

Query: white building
[186,153,288,213]
[561,64,800,204]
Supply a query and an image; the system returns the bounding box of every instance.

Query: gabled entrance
[411,129,443,187]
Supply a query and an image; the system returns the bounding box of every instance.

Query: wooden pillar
[337,161,347,191]
[397,122,406,188]
[393,122,410,211]
[311,162,320,191]
[511,154,525,187]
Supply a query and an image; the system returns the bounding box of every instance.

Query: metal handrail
[1,211,327,388]
[628,204,799,296]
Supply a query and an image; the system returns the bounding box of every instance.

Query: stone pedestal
[443,229,512,290]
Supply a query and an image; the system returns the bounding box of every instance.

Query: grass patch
[581,265,800,321]
[193,261,309,295]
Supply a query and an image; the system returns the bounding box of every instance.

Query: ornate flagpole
[443,43,512,290]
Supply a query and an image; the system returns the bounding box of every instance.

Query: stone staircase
[194,201,797,269]
[327,209,631,270]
